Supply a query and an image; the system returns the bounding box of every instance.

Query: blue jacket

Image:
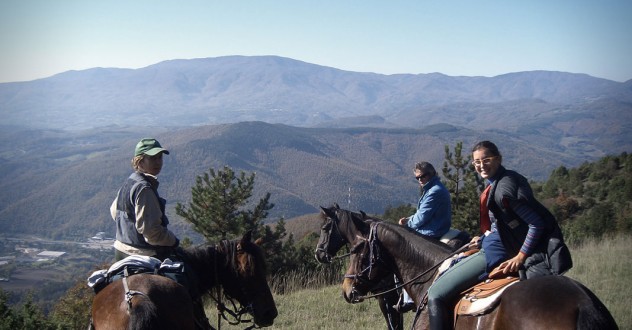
[407,176,451,238]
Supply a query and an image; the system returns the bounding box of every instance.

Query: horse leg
[376,292,403,330]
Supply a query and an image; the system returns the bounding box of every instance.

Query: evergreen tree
[175,166,274,242]
[442,142,483,236]
[382,204,416,223]
[51,278,93,330]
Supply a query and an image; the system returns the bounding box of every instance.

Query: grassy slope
[206,234,631,329]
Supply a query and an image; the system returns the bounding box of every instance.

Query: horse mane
[376,222,453,270]
[178,238,265,293]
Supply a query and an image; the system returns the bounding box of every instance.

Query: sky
[1,0,631,83]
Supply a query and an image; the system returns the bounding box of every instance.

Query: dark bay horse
[92,232,278,330]
[314,204,469,330]
[342,221,618,330]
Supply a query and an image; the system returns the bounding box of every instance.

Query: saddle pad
[87,256,185,291]
[455,276,519,317]
[440,229,460,243]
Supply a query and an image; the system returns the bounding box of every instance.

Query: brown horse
[342,221,618,330]
[314,204,469,330]
[91,232,278,330]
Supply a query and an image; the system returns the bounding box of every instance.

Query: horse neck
[339,212,365,245]
[376,225,450,302]
[188,245,227,293]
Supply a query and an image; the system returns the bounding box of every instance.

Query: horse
[342,221,619,330]
[91,231,278,330]
[314,204,470,330]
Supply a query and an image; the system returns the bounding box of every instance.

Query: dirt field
[0,268,65,292]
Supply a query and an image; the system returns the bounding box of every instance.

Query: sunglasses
[415,173,429,181]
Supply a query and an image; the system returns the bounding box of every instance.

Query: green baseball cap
[134,138,170,157]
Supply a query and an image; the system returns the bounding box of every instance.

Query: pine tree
[175,166,274,243]
[442,142,483,236]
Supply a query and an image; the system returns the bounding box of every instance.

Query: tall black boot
[428,298,451,330]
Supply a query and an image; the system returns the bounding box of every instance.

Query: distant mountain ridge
[0,121,591,240]
[1,56,631,241]
[1,55,630,130]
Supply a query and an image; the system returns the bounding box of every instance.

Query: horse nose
[342,278,363,304]
[342,288,363,304]
[314,250,332,264]
[255,306,278,327]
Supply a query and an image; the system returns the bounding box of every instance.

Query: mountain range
[0,56,631,240]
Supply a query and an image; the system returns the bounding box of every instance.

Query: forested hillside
[535,152,632,243]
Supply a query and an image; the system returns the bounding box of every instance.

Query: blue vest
[114,172,169,249]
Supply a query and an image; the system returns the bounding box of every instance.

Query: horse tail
[127,294,163,330]
[574,280,619,330]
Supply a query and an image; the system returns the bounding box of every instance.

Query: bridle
[344,221,385,289]
[315,209,351,262]
[344,222,463,302]
[209,240,261,330]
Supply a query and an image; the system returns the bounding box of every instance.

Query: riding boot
[428,298,451,330]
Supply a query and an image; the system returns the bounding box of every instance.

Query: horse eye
[321,221,332,231]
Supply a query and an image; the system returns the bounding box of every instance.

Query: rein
[346,222,470,301]
[315,211,350,261]
[209,240,258,330]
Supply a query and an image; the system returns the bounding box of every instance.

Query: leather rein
[209,240,259,330]
[344,222,468,301]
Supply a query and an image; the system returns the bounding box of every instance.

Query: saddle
[87,255,188,293]
[454,270,519,321]
[439,229,461,244]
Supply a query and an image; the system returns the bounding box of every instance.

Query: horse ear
[254,238,264,246]
[237,230,253,252]
[320,206,335,219]
[242,230,253,243]
[360,210,367,218]
[351,213,371,233]
[333,203,340,209]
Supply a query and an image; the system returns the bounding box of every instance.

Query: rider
[425,140,572,330]
[396,161,451,312]
[110,138,179,261]
[109,138,212,329]
[398,161,451,238]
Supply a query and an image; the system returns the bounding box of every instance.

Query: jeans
[427,250,487,304]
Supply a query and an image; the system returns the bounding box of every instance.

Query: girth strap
[122,266,147,312]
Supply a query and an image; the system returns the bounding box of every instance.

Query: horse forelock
[236,240,266,277]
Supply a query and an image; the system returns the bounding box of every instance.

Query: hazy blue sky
[1,0,631,83]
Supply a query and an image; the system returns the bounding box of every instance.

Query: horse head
[315,203,371,263]
[342,222,453,305]
[342,222,394,304]
[217,231,278,327]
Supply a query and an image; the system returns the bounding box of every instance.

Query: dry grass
[565,234,631,329]
[206,234,631,329]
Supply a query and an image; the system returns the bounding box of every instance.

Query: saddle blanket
[87,255,184,291]
[455,276,519,317]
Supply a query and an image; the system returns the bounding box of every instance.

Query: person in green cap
[109,138,179,261]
